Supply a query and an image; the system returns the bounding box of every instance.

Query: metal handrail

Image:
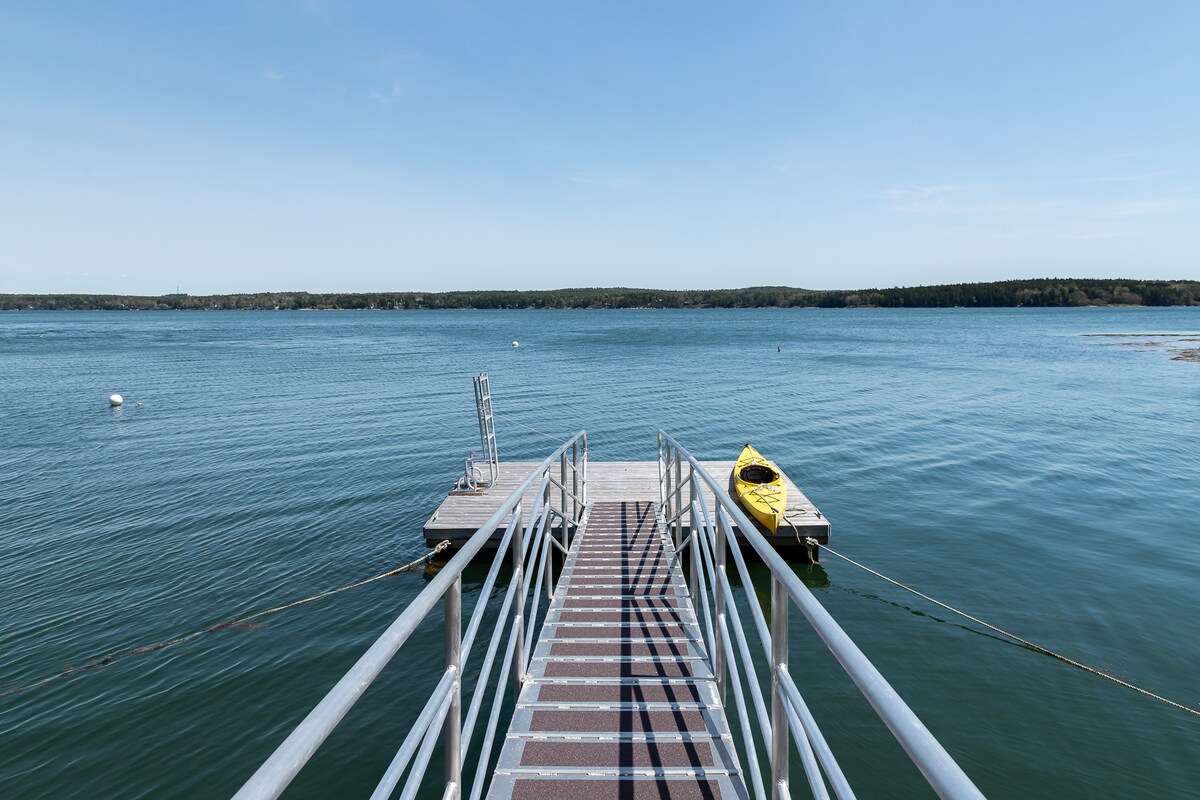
[658,431,984,800]
[234,432,588,800]
[546,475,585,507]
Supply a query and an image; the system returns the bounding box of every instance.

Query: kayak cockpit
[738,463,778,484]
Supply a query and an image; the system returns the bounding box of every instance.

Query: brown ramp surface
[487,501,749,800]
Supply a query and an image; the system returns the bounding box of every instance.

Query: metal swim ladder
[232,431,984,800]
[455,372,499,492]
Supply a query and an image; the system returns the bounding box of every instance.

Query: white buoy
[511,341,519,347]
[109,394,124,407]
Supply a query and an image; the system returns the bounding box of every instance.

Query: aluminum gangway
[233,431,985,800]
[487,499,747,799]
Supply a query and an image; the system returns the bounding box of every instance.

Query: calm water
[1,308,1198,799]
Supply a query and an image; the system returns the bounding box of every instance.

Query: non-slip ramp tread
[487,500,748,800]
[507,778,724,800]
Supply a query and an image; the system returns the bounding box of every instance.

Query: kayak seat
[738,464,778,484]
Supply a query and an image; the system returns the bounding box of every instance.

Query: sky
[1,1,1197,294]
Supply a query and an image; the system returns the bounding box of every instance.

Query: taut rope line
[2,541,451,699]
[492,411,564,444]
[806,538,1199,718]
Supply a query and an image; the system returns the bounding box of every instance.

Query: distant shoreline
[3,279,1198,311]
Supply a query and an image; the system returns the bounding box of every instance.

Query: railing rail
[657,431,984,800]
[234,432,588,800]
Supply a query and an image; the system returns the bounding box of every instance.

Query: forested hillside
[4,279,1197,310]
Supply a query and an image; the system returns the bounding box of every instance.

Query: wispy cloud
[880,184,971,212]
[261,67,284,81]
[378,48,421,67]
[1086,171,1171,184]
[880,184,964,200]
[569,174,642,190]
[1060,229,1135,240]
[880,176,1185,218]
[304,0,332,24]
[979,199,1065,213]
[1104,197,1190,217]
[369,80,402,106]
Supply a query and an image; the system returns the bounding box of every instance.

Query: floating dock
[424,461,830,560]
[488,500,748,799]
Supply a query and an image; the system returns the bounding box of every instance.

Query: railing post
[512,504,526,692]
[544,522,554,601]
[659,437,669,514]
[544,470,558,555]
[581,433,588,509]
[576,441,585,527]
[560,452,568,543]
[444,575,462,799]
[548,457,559,598]
[673,450,683,549]
[714,508,728,702]
[771,577,789,800]
[687,466,698,598]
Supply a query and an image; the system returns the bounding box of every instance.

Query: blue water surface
[0,308,1197,798]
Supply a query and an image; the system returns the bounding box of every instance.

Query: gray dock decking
[425,461,830,558]
[487,500,749,800]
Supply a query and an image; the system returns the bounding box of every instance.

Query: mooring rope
[805,537,1200,717]
[492,411,565,444]
[1,541,451,699]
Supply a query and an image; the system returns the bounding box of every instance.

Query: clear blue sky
[1,1,1197,294]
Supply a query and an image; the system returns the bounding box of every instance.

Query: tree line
[3,279,1197,311]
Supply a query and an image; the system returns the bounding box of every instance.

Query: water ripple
[1,308,1198,798]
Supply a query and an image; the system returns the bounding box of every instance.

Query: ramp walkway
[488,500,747,800]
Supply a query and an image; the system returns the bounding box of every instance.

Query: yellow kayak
[733,444,788,533]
